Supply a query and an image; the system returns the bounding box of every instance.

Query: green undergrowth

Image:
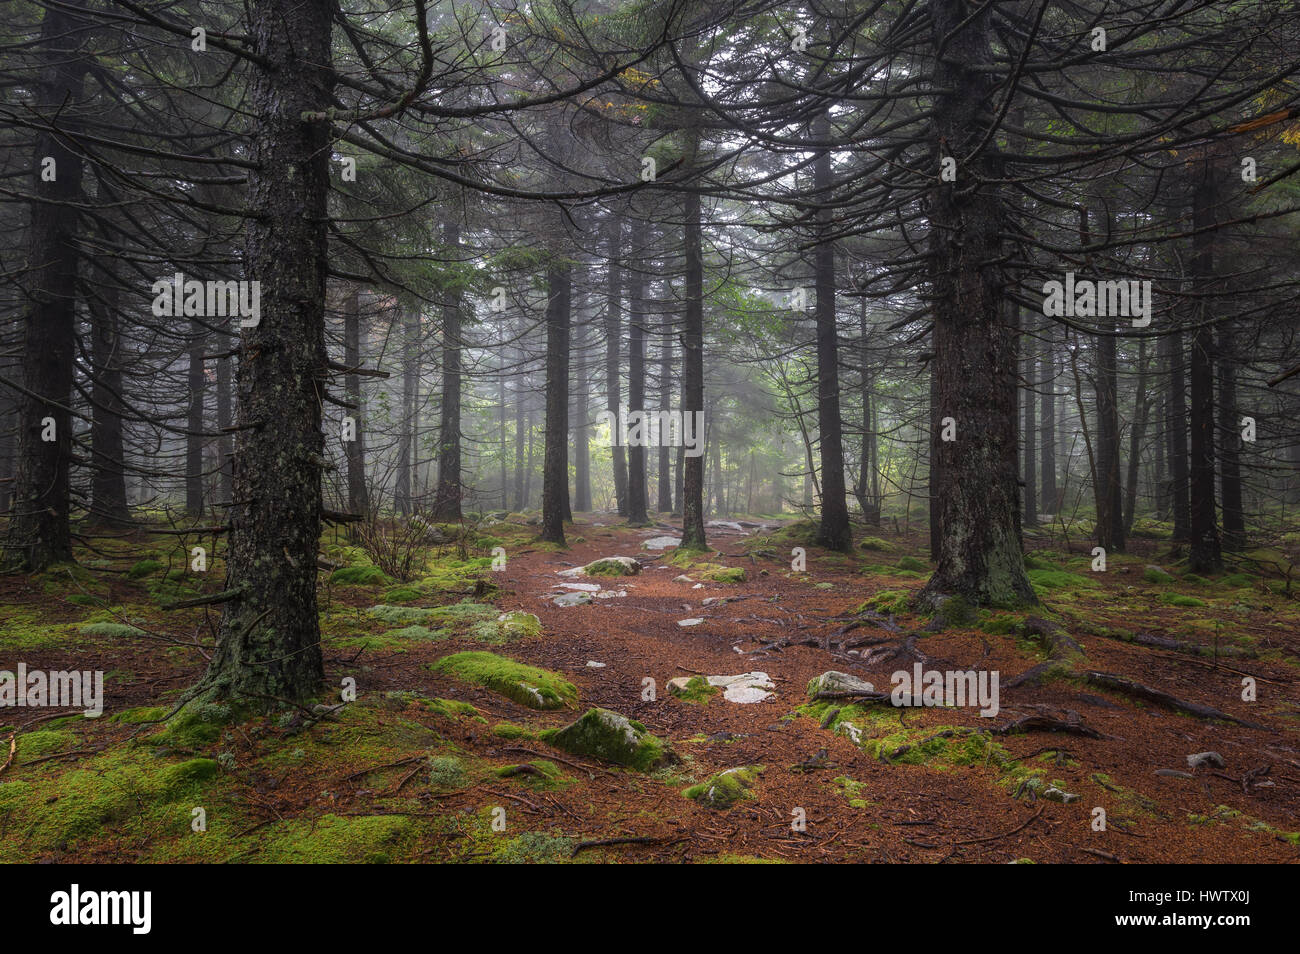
[430,652,577,710]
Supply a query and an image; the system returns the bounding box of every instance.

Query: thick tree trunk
[202,0,333,702]
[513,345,527,511]
[215,329,233,506]
[3,1,88,570]
[919,0,1035,609]
[432,221,463,521]
[680,186,707,550]
[812,114,851,551]
[540,262,570,543]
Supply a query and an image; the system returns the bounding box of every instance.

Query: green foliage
[431,652,577,709]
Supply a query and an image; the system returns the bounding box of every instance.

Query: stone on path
[541,707,673,770]
[643,536,682,550]
[667,671,775,704]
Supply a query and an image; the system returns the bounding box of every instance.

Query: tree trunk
[343,286,368,516]
[1166,330,1192,542]
[657,325,673,513]
[540,262,570,543]
[1217,321,1245,549]
[1023,339,1038,527]
[1124,337,1149,533]
[626,264,650,525]
[88,275,131,527]
[432,220,463,521]
[185,317,206,517]
[680,185,706,549]
[394,307,418,516]
[1040,336,1057,513]
[572,308,591,513]
[919,0,1035,609]
[1187,162,1222,573]
[3,0,88,570]
[812,113,851,551]
[202,0,333,702]
[605,215,628,516]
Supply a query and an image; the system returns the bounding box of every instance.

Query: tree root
[1081,671,1265,728]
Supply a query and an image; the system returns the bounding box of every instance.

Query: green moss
[423,697,479,719]
[858,537,898,553]
[431,651,577,710]
[428,755,469,790]
[934,594,976,626]
[145,702,236,749]
[493,830,576,863]
[859,590,910,615]
[113,706,167,724]
[897,556,928,572]
[126,559,164,580]
[381,625,448,642]
[469,611,542,644]
[540,707,671,770]
[260,814,414,864]
[491,722,535,740]
[330,566,390,586]
[1163,593,1207,608]
[583,557,639,577]
[683,766,763,808]
[670,676,719,704]
[1143,566,1175,584]
[698,565,746,583]
[15,729,76,763]
[79,621,146,638]
[1220,573,1255,588]
[383,586,422,603]
[1027,569,1098,592]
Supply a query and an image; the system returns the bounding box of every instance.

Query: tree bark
[343,285,369,516]
[919,0,1035,608]
[202,0,333,702]
[1187,161,1222,572]
[626,263,650,525]
[432,220,463,521]
[605,215,628,516]
[540,262,570,543]
[680,184,707,550]
[3,0,89,570]
[88,276,131,527]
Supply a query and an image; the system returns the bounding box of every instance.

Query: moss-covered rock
[897,556,928,572]
[858,536,898,553]
[469,611,542,644]
[431,651,577,710]
[79,622,145,639]
[540,707,672,770]
[667,675,720,703]
[1143,565,1175,584]
[683,766,763,808]
[580,556,641,577]
[698,565,746,583]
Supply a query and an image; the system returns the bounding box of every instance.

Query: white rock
[555,581,600,591]
[586,660,606,668]
[643,536,683,550]
[678,618,704,627]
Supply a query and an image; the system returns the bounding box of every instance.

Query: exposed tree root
[1081,671,1265,728]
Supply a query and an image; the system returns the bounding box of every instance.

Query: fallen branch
[1082,671,1265,728]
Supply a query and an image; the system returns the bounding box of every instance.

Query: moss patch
[431,652,577,710]
[683,765,763,809]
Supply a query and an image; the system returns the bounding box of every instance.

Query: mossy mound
[329,566,390,586]
[858,589,910,615]
[683,766,763,809]
[858,536,898,553]
[897,555,928,572]
[431,651,577,710]
[697,565,746,583]
[1163,593,1207,608]
[126,559,164,580]
[1143,566,1175,584]
[668,675,720,703]
[469,611,542,644]
[144,702,237,749]
[540,707,672,770]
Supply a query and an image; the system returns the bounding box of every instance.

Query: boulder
[806,671,877,700]
[541,707,673,771]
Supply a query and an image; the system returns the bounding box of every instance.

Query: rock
[836,721,863,745]
[555,581,600,591]
[1042,786,1079,804]
[582,556,641,577]
[643,536,682,550]
[593,589,628,599]
[683,766,763,808]
[692,583,704,589]
[552,591,593,607]
[667,672,774,704]
[1187,751,1226,770]
[806,671,876,700]
[586,660,606,668]
[541,707,673,770]
[1155,769,1195,779]
[672,575,693,584]
[705,520,745,533]
[677,618,704,627]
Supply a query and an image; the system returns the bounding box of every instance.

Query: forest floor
[1,513,1299,863]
